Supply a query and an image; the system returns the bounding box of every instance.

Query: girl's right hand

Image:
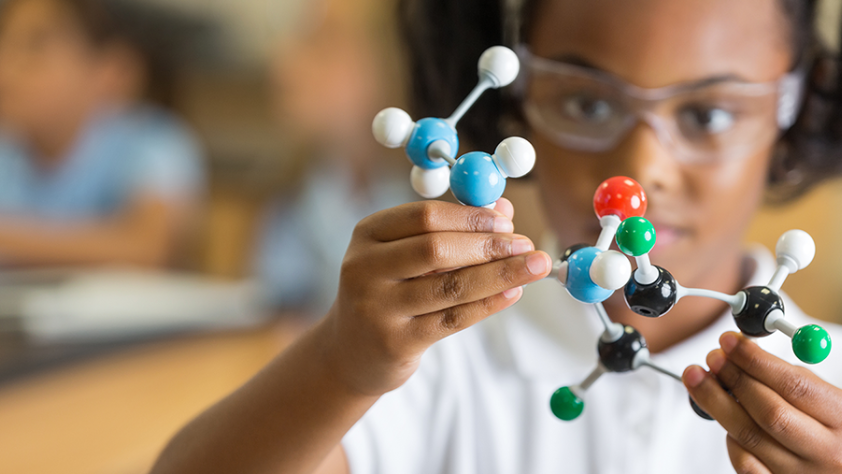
[320,198,552,397]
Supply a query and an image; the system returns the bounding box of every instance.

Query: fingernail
[684,365,707,388]
[511,238,534,256]
[720,332,739,354]
[707,350,726,374]
[526,253,549,275]
[494,217,514,233]
[503,287,522,299]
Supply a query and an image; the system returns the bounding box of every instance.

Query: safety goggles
[517,47,805,164]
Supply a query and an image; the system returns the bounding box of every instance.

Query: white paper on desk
[18,270,268,342]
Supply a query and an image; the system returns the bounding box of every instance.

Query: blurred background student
[252,0,413,317]
[0,0,206,269]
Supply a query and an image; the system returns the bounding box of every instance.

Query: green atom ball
[615,217,656,257]
[550,386,584,421]
[792,324,831,364]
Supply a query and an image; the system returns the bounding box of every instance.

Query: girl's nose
[609,121,682,196]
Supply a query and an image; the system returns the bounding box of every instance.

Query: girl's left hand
[683,331,842,474]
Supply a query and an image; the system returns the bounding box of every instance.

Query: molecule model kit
[372,46,536,207]
[545,176,831,421]
[371,46,832,423]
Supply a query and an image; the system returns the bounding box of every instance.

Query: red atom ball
[593,176,647,220]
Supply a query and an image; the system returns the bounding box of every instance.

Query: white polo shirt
[342,248,842,474]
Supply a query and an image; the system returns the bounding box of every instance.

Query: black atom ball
[623,266,677,318]
[689,382,733,421]
[733,286,784,337]
[597,325,647,373]
[690,396,714,421]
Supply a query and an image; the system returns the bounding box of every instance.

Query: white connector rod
[764,309,797,337]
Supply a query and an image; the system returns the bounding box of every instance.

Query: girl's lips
[652,224,687,250]
[582,217,688,251]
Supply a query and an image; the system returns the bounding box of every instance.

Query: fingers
[719,332,841,427]
[494,198,515,221]
[706,349,830,458]
[359,201,513,242]
[683,366,799,472]
[396,251,552,317]
[410,286,524,342]
[376,232,535,279]
[726,435,772,474]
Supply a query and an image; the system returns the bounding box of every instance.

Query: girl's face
[272,21,380,146]
[528,0,792,287]
[0,0,114,136]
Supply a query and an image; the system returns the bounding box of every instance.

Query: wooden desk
[0,322,305,474]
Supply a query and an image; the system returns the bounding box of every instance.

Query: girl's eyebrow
[548,53,751,88]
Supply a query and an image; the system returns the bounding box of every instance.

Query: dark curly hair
[397,0,842,202]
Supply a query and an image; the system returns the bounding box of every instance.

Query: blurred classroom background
[0,0,841,473]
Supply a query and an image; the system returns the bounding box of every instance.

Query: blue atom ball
[565,247,613,304]
[450,151,507,207]
[405,118,458,169]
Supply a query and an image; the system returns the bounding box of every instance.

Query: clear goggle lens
[520,51,798,164]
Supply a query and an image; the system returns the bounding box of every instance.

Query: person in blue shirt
[0,0,205,267]
[253,3,413,315]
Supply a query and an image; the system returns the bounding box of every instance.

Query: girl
[152,0,842,472]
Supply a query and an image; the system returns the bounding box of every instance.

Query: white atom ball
[590,250,632,291]
[478,46,520,88]
[493,137,536,178]
[410,165,451,199]
[776,229,816,271]
[372,107,415,148]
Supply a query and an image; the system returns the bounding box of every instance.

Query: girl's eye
[562,95,615,124]
[678,106,735,135]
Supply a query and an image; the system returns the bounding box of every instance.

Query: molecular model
[371,46,832,423]
[546,176,833,421]
[372,46,536,207]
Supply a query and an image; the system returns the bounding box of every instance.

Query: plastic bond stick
[765,310,797,337]
[427,140,456,166]
[576,364,607,393]
[594,303,624,342]
[633,254,658,285]
[675,285,746,314]
[639,358,682,382]
[596,215,621,251]
[767,265,791,292]
[445,77,494,128]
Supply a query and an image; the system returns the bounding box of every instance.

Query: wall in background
[140,0,310,66]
